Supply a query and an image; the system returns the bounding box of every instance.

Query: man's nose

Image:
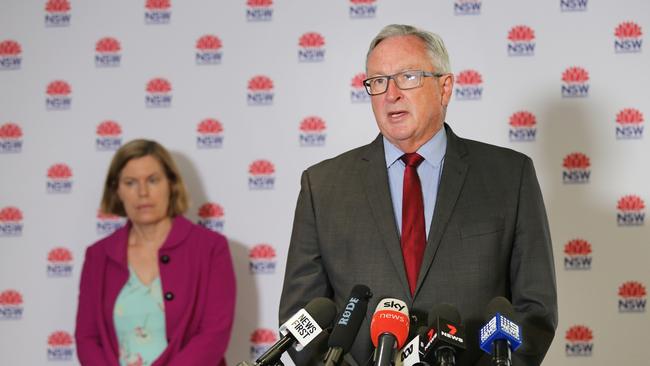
[385,78,402,101]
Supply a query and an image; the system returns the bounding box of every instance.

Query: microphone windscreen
[328,284,372,351]
[427,303,461,325]
[484,296,515,320]
[304,297,338,329]
[370,298,410,348]
[350,284,373,300]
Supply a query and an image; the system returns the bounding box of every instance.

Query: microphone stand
[492,340,512,366]
[324,347,345,366]
[435,346,456,366]
[374,333,397,366]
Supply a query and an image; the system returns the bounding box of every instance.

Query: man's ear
[440,74,454,106]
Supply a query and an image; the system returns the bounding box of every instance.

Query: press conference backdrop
[0,0,648,365]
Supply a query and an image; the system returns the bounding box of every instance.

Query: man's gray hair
[366,24,451,74]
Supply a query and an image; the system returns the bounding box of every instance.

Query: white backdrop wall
[0,0,648,365]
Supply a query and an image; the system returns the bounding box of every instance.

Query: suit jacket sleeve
[279,170,334,365]
[167,237,236,366]
[510,156,558,365]
[75,247,111,366]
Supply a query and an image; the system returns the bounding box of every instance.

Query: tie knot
[401,153,424,168]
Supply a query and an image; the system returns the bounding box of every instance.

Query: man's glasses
[362,70,445,96]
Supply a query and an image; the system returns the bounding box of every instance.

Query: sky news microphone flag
[0,1,648,365]
[370,298,410,366]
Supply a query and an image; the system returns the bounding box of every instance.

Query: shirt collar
[383,127,447,168]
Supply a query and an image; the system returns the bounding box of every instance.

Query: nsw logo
[248,160,275,190]
[562,152,590,184]
[616,195,645,226]
[196,35,223,65]
[247,75,274,105]
[47,247,73,278]
[455,70,483,100]
[146,78,172,108]
[350,72,370,103]
[563,239,592,270]
[249,243,277,274]
[145,0,171,24]
[508,111,537,142]
[196,118,224,149]
[246,0,273,22]
[565,325,593,356]
[299,116,326,147]
[45,80,72,110]
[618,281,647,313]
[0,40,22,70]
[45,0,71,27]
[250,329,277,360]
[614,21,642,54]
[507,25,536,56]
[95,37,121,68]
[0,122,23,153]
[615,108,644,139]
[96,210,125,236]
[197,202,225,232]
[0,289,24,320]
[298,32,326,63]
[47,163,73,193]
[47,331,74,361]
[0,206,23,237]
[454,0,481,15]
[349,0,377,19]
[560,0,588,12]
[96,120,122,151]
[561,66,589,98]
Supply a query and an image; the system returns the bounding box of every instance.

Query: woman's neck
[129,217,173,249]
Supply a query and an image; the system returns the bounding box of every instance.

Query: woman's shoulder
[190,221,228,247]
[84,223,128,258]
[177,215,228,249]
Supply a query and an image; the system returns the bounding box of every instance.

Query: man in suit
[279,24,557,366]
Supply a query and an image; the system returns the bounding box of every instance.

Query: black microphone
[479,297,522,366]
[255,297,337,366]
[323,284,373,366]
[420,304,466,366]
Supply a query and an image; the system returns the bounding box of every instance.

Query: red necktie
[401,153,426,296]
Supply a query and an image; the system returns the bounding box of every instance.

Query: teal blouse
[113,267,168,366]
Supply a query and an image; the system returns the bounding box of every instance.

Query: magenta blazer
[75,215,236,366]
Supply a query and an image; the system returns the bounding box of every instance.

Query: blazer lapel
[415,124,469,296]
[363,135,412,298]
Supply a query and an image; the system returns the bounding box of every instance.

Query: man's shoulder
[455,133,530,165]
[305,137,379,174]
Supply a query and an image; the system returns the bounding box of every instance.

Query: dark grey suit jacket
[279,124,557,366]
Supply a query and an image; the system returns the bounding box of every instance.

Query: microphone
[323,284,373,366]
[396,326,428,366]
[255,297,337,366]
[420,304,466,366]
[479,297,522,366]
[370,298,410,366]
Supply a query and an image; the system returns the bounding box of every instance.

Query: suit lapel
[415,124,469,297]
[362,135,411,298]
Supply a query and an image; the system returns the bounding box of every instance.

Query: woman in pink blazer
[75,139,236,366]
